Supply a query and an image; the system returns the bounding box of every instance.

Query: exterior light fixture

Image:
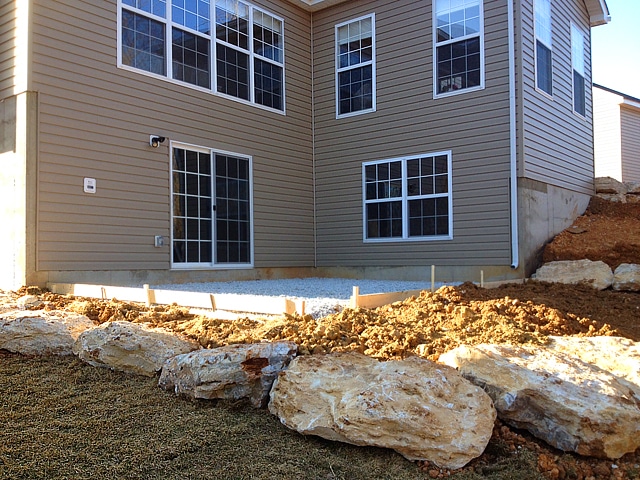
[149,135,166,148]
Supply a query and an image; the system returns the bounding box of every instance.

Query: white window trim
[362,151,453,243]
[117,0,286,115]
[335,13,377,119]
[570,22,587,118]
[534,0,553,98]
[169,141,255,270]
[432,2,485,99]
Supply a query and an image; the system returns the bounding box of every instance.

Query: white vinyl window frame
[170,141,255,270]
[117,0,286,115]
[362,151,453,243]
[433,0,485,99]
[534,0,553,96]
[335,13,377,119]
[571,23,587,117]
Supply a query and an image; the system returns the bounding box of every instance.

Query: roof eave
[586,0,611,27]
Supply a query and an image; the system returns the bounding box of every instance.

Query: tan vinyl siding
[0,1,17,98]
[312,0,513,267]
[519,0,594,194]
[32,0,314,272]
[593,86,622,180]
[620,106,640,182]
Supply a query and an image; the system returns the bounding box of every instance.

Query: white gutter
[508,0,518,269]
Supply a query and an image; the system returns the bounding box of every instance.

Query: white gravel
[152,278,448,318]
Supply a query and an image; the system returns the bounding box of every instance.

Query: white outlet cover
[84,177,96,194]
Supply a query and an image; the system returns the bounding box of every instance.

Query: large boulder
[612,263,640,291]
[268,352,496,469]
[159,341,297,407]
[547,336,640,395]
[0,312,95,355]
[439,343,640,459]
[73,321,200,376]
[532,259,613,290]
[595,176,627,194]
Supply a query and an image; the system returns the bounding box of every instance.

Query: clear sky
[591,0,640,99]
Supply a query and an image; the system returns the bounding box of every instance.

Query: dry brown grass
[0,353,545,480]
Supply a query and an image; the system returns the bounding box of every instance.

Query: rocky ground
[2,196,640,479]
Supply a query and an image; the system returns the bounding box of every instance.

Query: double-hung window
[534,0,553,95]
[172,144,253,267]
[119,0,284,111]
[434,0,483,97]
[571,24,586,116]
[336,14,376,117]
[363,152,452,241]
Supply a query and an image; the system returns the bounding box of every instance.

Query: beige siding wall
[0,1,17,98]
[620,106,640,182]
[312,0,513,268]
[593,86,622,180]
[31,0,314,273]
[518,0,594,194]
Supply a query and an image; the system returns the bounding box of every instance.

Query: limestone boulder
[159,341,298,407]
[532,259,613,290]
[595,176,627,194]
[440,344,640,459]
[612,263,640,291]
[627,181,640,194]
[0,312,95,355]
[268,352,496,469]
[73,321,200,376]
[547,336,640,395]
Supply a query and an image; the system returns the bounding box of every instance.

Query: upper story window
[363,152,452,242]
[335,14,376,118]
[119,0,285,112]
[571,24,586,116]
[534,0,553,95]
[434,0,484,97]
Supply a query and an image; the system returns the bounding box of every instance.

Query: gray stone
[159,341,297,407]
[595,176,627,194]
[613,263,640,291]
[268,352,496,469]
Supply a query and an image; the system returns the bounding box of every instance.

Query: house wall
[28,0,315,286]
[593,86,623,180]
[0,0,17,99]
[620,105,640,182]
[311,0,516,282]
[516,0,595,275]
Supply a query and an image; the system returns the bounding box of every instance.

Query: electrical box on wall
[154,235,165,247]
[83,177,96,194]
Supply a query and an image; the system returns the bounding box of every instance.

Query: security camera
[149,135,166,148]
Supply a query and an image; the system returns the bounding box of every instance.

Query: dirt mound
[542,196,640,269]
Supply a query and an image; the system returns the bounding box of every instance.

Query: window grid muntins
[534,0,552,95]
[120,0,283,111]
[336,15,375,117]
[172,148,213,264]
[434,0,482,96]
[364,154,451,241]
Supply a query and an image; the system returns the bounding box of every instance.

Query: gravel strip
[151,278,447,318]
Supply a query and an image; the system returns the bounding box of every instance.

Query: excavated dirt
[4,196,640,479]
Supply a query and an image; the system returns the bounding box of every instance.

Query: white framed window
[335,14,376,118]
[571,23,586,116]
[363,152,453,242]
[433,0,484,98]
[118,0,285,112]
[534,0,553,95]
[171,143,253,268]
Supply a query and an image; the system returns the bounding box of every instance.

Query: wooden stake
[351,286,360,308]
[431,265,435,292]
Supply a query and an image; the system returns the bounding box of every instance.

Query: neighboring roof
[286,0,611,24]
[584,0,611,26]
[594,84,640,111]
